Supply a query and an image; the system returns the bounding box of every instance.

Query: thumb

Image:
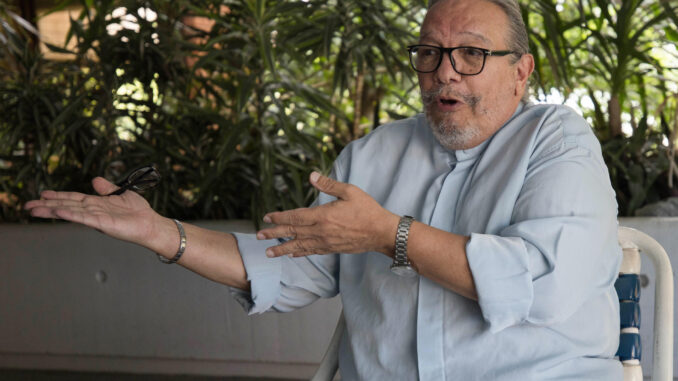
[92,177,120,196]
[310,171,349,199]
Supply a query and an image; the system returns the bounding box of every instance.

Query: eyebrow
[419,31,491,45]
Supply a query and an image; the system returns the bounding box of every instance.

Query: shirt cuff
[230,232,282,315]
[466,233,533,332]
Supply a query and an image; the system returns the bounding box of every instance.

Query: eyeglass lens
[410,46,485,75]
[110,165,161,195]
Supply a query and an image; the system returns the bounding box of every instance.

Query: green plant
[525,0,678,215]
[7,0,674,221]
[0,0,117,219]
[0,0,425,224]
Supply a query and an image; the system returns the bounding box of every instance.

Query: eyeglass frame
[407,44,518,76]
[109,165,161,196]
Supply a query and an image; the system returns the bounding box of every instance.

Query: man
[26,0,622,379]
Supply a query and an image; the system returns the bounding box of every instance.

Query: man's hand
[257,172,400,258]
[24,177,162,245]
[25,177,251,290]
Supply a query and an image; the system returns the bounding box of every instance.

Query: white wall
[0,220,342,379]
[1,218,675,379]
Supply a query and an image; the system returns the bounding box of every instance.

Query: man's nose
[434,53,462,83]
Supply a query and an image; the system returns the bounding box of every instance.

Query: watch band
[391,215,417,277]
[394,215,414,265]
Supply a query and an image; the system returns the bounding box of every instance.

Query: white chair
[310,313,345,381]
[310,226,674,381]
[617,226,674,381]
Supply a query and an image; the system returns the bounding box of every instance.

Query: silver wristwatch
[390,215,418,277]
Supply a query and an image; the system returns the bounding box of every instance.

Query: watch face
[391,265,418,278]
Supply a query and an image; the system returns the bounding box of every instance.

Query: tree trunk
[671,99,678,189]
[609,95,622,137]
[351,66,365,140]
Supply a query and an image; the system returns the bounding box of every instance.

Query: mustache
[421,86,480,108]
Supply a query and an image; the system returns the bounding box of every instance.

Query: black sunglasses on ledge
[108,165,161,196]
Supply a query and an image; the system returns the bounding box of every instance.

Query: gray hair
[427,0,530,59]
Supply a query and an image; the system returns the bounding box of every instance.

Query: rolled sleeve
[467,138,621,332]
[229,232,340,314]
[230,232,282,314]
[466,233,532,332]
[229,177,342,315]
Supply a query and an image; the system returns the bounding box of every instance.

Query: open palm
[24,177,160,245]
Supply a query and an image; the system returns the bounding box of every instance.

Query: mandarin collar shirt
[230,103,623,380]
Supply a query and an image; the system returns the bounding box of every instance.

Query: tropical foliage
[0,0,677,222]
[0,0,425,224]
[525,0,678,215]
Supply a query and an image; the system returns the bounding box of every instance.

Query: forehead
[420,0,508,46]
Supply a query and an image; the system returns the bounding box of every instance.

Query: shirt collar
[453,102,526,162]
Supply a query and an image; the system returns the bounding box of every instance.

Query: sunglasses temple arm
[108,183,131,196]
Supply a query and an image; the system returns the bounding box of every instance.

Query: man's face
[418,0,532,150]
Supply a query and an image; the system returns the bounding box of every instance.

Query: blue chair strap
[617,332,642,361]
[619,301,640,329]
[615,274,640,302]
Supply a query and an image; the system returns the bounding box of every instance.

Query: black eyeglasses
[407,44,517,76]
[109,165,161,196]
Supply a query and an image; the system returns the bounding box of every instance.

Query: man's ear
[515,53,535,92]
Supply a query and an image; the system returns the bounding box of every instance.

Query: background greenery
[0,0,676,224]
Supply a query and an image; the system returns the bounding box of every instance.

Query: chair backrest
[310,226,674,381]
[617,226,674,381]
[310,312,344,381]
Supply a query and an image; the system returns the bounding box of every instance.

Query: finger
[28,206,62,219]
[53,207,89,225]
[25,198,87,210]
[309,171,351,199]
[24,199,43,210]
[265,238,325,258]
[30,201,114,232]
[41,203,100,226]
[257,224,316,240]
[263,207,316,226]
[39,190,87,201]
[28,203,88,221]
[92,176,120,196]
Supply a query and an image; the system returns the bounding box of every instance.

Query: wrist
[379,212,401,257]
[146,215,180,259]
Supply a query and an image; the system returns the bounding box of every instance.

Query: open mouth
[438,97,461,107]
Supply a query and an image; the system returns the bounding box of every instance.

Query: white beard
[422,86,482,150]
[425,112,481,151]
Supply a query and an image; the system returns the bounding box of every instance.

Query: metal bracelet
[157,219,186,264]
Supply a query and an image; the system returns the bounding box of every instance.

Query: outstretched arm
[256,171,478,300]
[25,177,249,290]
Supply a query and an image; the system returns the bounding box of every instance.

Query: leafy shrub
[0,0,424,224]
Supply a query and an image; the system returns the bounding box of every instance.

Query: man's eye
[419,48,439,57]
[462,48,483,57]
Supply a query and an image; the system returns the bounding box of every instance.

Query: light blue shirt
[230,103,623,380]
